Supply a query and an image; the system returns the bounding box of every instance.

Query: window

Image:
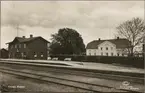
[19,44,21,48]
[94,53,96,55]
[23,52,26,57]
[117,53,119,56]
[88,50,91,55]
[24,44,26,48]
[41,52,44,57]
[21,52,23,56]
[106,47,108,50]
[15,44,17,48]
[111,47,113,50]
[101,52,103,56]
[101,47,103,50]
[111,53,113,56]
[34,52,37,57]
[106,53,108,56]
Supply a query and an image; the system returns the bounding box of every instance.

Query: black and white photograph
[0,1,144,93]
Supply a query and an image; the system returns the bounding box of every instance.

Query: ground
[1,59,144,73]
[0,72,90,92]
[0,59,144,92]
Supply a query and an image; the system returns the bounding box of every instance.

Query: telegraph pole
[16,24,20,37]
[0,24,1,59]
[0,1,1,59]
[15,23,25,37]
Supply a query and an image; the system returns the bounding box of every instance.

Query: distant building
[0,48,9,58]
[86,37,131,56]
[7,35,50,60]
[134,44,144,57]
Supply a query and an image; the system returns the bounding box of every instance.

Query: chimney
[117,37,119,40]
[30,34,33,38]
[22,36,25,38]
[98,38,101,41]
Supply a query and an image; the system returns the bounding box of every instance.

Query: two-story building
[7,35,50,60]
[86,37,131,56]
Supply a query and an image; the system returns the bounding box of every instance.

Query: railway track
[0,60,144,84]
[0,67,141,93]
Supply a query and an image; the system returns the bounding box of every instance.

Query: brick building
[7,35,50,60]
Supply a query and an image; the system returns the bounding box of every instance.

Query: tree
[49,41,62,55]
[116,17,145,56]
[49,28,86,55]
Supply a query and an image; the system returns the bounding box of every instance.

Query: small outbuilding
[0,48,9,58]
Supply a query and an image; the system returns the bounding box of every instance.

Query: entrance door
[15,52,21,59]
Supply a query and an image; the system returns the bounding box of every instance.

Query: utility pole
[0,25,1,59]
[16,24,20,37]
[0,12,1,59]
[15,23,25,37]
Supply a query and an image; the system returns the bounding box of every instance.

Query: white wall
[86,41,128,56]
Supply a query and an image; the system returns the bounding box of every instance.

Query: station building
[7,35,50,60]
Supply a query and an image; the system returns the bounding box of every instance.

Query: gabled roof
[7,36,50,44]
[86,38,131,49]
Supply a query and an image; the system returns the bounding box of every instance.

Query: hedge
[50,55,144,68]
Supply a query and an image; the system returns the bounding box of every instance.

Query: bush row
[50,55,144,68]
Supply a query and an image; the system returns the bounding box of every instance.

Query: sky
[1,1,144,48]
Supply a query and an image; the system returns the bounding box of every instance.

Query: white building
[86,37,131,56]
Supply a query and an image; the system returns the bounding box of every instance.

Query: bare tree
[116,17,145,56]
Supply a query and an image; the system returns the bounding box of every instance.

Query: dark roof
[7,36,50,44]
[86,38,131,49]
[0,48,8,52]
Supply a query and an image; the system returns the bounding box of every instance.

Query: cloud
[1,1,144,29]
[1,1,144,48]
